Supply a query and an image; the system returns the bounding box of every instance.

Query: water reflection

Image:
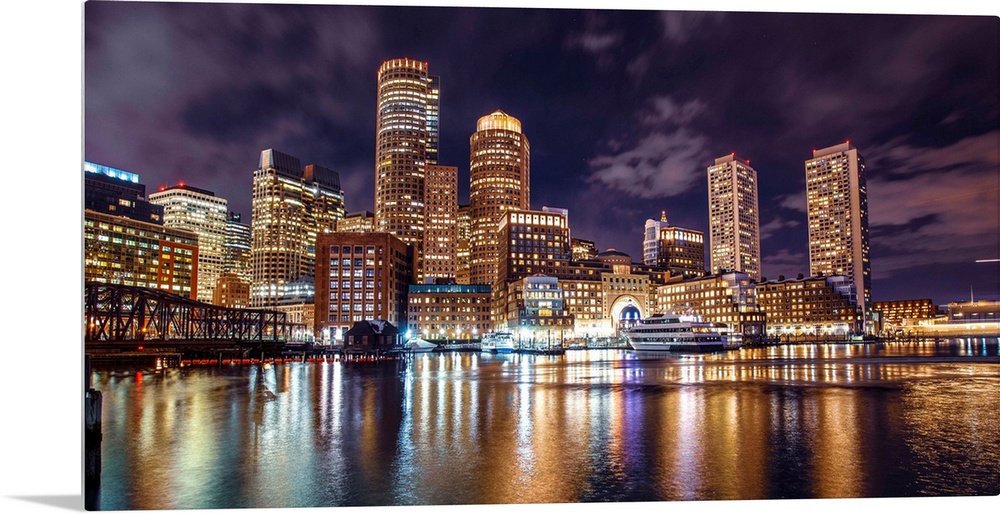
[91,339,999,510]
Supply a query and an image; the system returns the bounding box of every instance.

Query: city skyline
[84,1,1000,304]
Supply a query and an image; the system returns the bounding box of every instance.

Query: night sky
[83,1,1000,305]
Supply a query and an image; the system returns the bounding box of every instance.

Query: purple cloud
[588,96,711,199]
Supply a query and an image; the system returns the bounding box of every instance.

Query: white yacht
[624,311,735,352]
[480,332,515,354]
[401,338,437,353]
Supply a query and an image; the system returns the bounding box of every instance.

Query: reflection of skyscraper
[250,149,345,308]
[469,110,530,287]
[708,154,761,280]
[805,142,871,316]
[375,58,439,281]
[149,184,228,303]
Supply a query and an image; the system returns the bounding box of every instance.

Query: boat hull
[627,341,726,352]
[403,347,436,353]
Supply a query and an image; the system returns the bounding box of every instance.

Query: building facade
[469,110,531,286]
[644,212,705,279]
[502,275,574,347]
[873,299,939,335]
[250,149,345,308]
[224,212,252,284]
[149,184,229,303]
[424,164,458,282]
[708,154,761,280]
[406,284,492,342]
[655,272,766,342]
[374,58,439,281]
[314,232,412,343]
[84,161,163,225]
[336,211,376,233]
[84,209,199,299]
[456,204,472,284]
[493,208,570,327]
[805,142,872,318]
[560,277,606,338]
[756,275,863,339]
[571,238,599,261]
[212,272,251,309]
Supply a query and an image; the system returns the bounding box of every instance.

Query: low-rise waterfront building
[655,271,766,343]
[274,301,315,343]
[502,275,574,347]
[757,275,862,339]
[344,320,402,355]
[872,298,939,335]
[407,283,492,342]
[900,300,1000,337]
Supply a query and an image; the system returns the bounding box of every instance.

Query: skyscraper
[469,110,530,287]
[424,164,458,282]
[707,153,761,281]
[374,58,439,281]
[643,211,706,279]
[805,142,871,316]
[224,211,252,284]
[250,149,345,308]
[149,183,229,303]
[456,204,472,284]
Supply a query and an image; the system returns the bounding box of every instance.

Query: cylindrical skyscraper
[375,58,436,281]
[469,110,530,287]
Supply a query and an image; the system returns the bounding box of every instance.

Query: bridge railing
[85,282,302,343]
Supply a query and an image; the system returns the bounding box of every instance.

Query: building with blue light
[84,161,163,224]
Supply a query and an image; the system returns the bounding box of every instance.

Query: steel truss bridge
[85,282,306,355]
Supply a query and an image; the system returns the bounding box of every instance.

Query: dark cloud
[84,2,1000,302]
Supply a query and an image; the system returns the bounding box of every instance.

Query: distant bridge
[85,282,307,356]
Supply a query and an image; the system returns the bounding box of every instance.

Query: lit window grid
[149,187,229,303]
[469,114,530,286]
[707,157,760,280]
[250,160,346,308]
[84,210,198,298]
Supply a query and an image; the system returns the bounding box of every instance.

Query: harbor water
[87,339,1000,510]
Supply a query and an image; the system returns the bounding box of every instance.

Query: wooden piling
[85,388,103,485]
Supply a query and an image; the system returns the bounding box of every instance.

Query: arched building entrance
[609,296,645,336]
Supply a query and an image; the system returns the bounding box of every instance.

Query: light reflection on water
[91,339,1000,510]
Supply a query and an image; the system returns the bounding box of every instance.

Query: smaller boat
[401,338,437,353]
[480,332,515,354]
